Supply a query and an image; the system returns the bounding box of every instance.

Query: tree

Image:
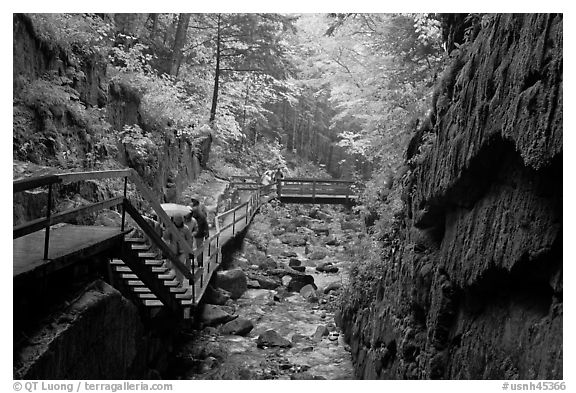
[169,13,191,76]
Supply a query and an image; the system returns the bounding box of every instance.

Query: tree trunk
[149,13,158,40]
[169,13,191,77]
[209,14,222,123]
[292,108,297,153]
[242,75,251,134]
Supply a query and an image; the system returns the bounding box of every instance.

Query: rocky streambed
[169,201,364,380]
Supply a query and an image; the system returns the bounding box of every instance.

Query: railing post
[276,178,282,198]
[246,202,249,224]
[121,176,127,232]
[312,180,316,201]
[233,209,236,235]
[43,183,53,260]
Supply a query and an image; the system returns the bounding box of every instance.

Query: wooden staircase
[109,236,203,316]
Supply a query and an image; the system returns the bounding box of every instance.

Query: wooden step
[127,280,144,286]
[144,299,164,307]
[144,259,165,267]
[125,237,147,243]
[158,272,177,280]
[110,259,125,266]
[131,244,150,251]
[121,273,139,280]
[163,280,181,287]
[175,287,193,300]
[137,293,157,300]
[114,266,133,273]
[138,252,158,259]
[132,287,151,293]
[151,265,169,273]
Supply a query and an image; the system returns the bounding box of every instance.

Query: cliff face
[339,14,562,379]
[13,14,212,222]
[14,280,172,379]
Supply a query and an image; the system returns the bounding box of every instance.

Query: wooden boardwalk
[13,225,128,286]
[13,170,358,316]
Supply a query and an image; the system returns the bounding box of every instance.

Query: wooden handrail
[13,169,133,193]
[128,170,197,270]
[123,200,193,281]
[282,177,355,184]
[13,196,124,239]
[58,169,133,184]
[13,175,61,193]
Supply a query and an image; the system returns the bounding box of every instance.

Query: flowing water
[170,204,358,380]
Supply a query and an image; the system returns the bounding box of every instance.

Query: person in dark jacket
[189,198,209,267]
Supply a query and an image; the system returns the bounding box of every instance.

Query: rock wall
[339,14,562,379]
[14,280,172,379]
[13,13,212,215]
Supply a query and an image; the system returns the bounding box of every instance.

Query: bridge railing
[277,177,357,200]
[13,169,196,286]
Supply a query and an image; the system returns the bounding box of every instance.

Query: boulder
[312,325,330,342]
[281,275,292,287]
[281,250,298,258]
[325,236,340,246]
[247,279,261,289]
[248,253,278,270]
[204,285,231,305]
[340,220,362,231]
[323,281,342,294]
[220,318,254,336]
[269,268,316,292]
[310,225,330,236]
[291,266,306,272]
[256,276,280,290]
[214,268,248,299]
[316,211,332,222]
[309,250,328,260]
[291,334,310,344]
[300,284,319,303]
[316,262,339,274]
[288,258,302,267]
[256,330,292,348]
[279,233,307,247]
[200,305,236,326]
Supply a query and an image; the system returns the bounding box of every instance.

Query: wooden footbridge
[13,169,357,319]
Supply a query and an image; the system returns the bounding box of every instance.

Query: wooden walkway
[13,225,128,286]
[13,170,357,318]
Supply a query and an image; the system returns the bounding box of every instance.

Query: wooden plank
[57,169,132,184]
[123,199,193,281]
[13,196,124,239]
[13,175,61,193]
[129,171,197,263]
[13,225,128,281]
[283,177,355,184]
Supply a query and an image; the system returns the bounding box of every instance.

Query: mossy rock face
[340,14,563,380]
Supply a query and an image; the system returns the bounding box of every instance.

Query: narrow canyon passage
[170,202,360,380]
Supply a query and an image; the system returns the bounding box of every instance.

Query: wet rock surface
[338,14,563,380]
[170,202,359,380]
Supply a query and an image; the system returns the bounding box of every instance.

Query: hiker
[189,198,210,267]
[142,212,163,254]
[274,167,284,182]
[162,213,194,286]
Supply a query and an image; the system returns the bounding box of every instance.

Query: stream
[169,201,361,380]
